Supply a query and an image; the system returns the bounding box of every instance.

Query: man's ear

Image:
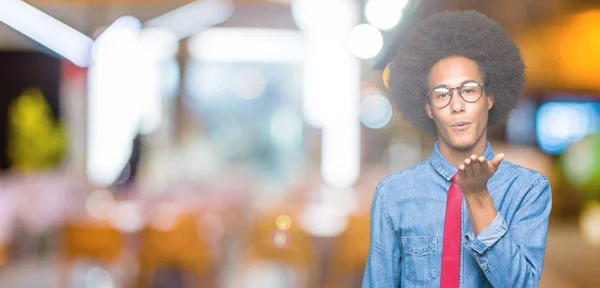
[425,102,433,119]
[487,94,494,110]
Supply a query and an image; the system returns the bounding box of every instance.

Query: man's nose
[450,89,466,112]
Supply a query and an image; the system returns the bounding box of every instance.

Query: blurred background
[0,0,599,287]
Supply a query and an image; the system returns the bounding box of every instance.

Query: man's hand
[458,153,504,195]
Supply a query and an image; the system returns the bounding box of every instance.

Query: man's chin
[446,135,477,151]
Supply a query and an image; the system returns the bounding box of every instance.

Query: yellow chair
[0,243,7,267]
[241,212,319,288]
[60,221,124,287]
[137,213,212,288]
[328,213,371,288]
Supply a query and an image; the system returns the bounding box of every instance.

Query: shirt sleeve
[362,181,402,288]
[463,175,552,287]
[464,212,508,255]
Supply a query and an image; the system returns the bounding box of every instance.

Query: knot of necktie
[451,172,459,184]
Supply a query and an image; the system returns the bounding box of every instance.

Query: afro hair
[388,10,525,135]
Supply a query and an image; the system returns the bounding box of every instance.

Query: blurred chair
[0,242,7,267]
[327,213,370,288]
[238,212,319,288]
[59,221,123,287]
[137,213,212,288]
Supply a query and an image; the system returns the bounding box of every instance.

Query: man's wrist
[464,188,498,236]
[464,189,493,206]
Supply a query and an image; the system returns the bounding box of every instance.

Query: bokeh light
[580,202,600,248]
[291,0,357,33]
[109,201,144,233]
[365,0,409,30]
[84,266,114,288]
[298,203,349,237]
[149,202,180,231]
[270,230,290,249]
[275,215,292,231]
[85,189,115,220]
[536,102,600,155]
[348,24,383,59]
[561,133,600,198]
[360,94,393,129]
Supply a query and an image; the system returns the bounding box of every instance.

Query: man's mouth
[450,121,472,131]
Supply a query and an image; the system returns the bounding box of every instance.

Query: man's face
[425,56,494,151]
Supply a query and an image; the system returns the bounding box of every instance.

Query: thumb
[489,153,504,171]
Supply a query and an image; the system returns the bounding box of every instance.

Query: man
[362,10,552,287]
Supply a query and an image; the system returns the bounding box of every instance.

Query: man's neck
[438,136,488,168]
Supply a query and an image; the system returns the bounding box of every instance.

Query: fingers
[462,158,472,178]
[457,153,504,183]
[460,155,484,179]
[463,156,475,178]
[458,163,467,181]
[471,155,483,176]
[489,153,505,172]
[478,156,491,175]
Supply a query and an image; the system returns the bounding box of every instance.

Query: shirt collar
[429,140,495,182]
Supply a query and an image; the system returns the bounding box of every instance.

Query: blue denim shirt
[362,141,552,287]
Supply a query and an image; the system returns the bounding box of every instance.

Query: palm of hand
[457,153,504,194]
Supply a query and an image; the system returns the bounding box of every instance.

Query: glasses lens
[460,82,482,102]
[430,87,452,107]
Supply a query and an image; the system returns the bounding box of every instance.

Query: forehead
[428,56,482,88]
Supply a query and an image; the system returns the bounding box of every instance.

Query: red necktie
[440,172,462,288]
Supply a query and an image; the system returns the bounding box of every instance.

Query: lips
[450,121,472,131]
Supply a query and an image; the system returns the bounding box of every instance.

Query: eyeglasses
[426,81,485,108]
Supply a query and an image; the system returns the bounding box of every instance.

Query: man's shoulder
[498,160,549,184]
[374,160,431,196]
[495,160,552,213]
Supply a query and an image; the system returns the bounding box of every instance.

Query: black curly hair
[388,10,525,135]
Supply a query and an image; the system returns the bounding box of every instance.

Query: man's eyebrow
[431,84,449,90]
[430,80,480,90]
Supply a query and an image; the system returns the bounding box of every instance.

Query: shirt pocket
[401,235,440,286]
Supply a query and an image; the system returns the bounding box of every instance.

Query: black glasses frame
[426,81,486,108]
